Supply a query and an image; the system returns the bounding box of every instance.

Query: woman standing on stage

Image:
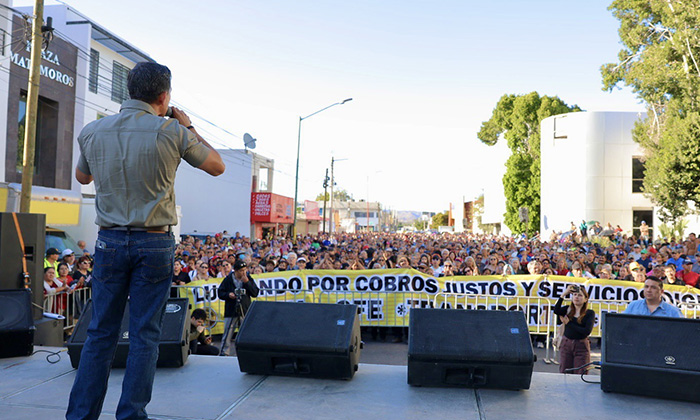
[553,284,595,374]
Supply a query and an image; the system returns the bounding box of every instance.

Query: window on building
[553,115,569,139]
[258,167,269,191]
[0,29,6,56]
[89,49,99,94]
[17,92,40,174]
[16,92,60,175]
[632,157,646,193]
[111,61,130,103]
[632,210,653,239]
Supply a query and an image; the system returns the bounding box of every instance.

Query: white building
[540,111,661,237]
[174,149,278,238]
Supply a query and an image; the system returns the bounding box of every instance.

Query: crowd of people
[41,226,696,372]
[170,228,700,289]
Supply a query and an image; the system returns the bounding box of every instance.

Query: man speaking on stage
[66,62,225,420]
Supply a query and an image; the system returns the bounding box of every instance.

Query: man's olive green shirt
[77,100,210,228]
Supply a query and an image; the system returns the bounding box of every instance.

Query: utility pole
[322,168,329,233]
[20,0,47,213]
[329,157,335,235]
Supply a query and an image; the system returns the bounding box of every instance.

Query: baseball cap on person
[629,262,643,272]
[60,249,74,258]
[233,261,247,271]
[46,248,60,256]
[683,259,693,265]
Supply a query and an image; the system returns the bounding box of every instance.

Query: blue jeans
[66,230,174,420]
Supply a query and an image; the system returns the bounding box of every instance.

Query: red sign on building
[250,193,293,223]
[304,200,322,221]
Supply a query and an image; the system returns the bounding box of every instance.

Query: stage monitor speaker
[67,298,190,369]
[34,317,65,347]
[0,213,45,320]
[235,301,361,379]
[0,289,35,358]
[601,312,700,403]
[408,308,534,390]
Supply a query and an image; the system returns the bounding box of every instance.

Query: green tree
[478,93,580,234]
[431,211,449,228]
[413,219,427,231]
[315,189,354,202]
[602,1,700,222]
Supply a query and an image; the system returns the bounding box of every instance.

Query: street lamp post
[292,98,352,240]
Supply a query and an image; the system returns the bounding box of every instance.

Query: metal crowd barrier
[679,302,700,319]
[317,290,433,327]
[433,293,559,361]
[171,285,221,331]
[43,287,92,331]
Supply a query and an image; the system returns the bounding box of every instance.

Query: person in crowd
[567,261,593,278]
[637,249,652,270]
[440,260,455,277]
[640,220,650,245]
[598,265,612,280]
[623,276,682,317]
[44,247,60,271]
[71,256,92,287]
[676,259,699,287]
[57,262,74,291]
[527,260,542,275]
[430,254,443,276]
[170,260,190,297]
[462,256,479,275]
[217,260,233,278]
[43,266,68,315]
[264,259,276,272]
[629,261,646,282]
[276,258,289,272]
[667,248,685,271]
[218,260,260,356]
[663,264,685,286]
[553,284,595,374]
[287,252,299,270]
[188,259,203,280]
[628,244,642,261]
[77,240,90,256]
[190,261,211,282]
[61,249,77,271]
[189,308,219,355]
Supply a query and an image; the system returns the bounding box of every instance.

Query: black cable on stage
[32,348,65,364]
[564,361,601,384]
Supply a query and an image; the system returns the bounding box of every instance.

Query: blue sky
[18,0,643,212]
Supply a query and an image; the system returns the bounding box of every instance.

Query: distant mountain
[396,211,424,223]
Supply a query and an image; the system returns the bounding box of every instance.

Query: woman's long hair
[567,286,589,324]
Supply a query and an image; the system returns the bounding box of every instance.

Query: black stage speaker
[67,298,190,369]
[0,213,45,320]
[34,317,65,347]
[235,301,362,379]
[0,289,35,358]
[408,309,534,390]
[601,313,700,403]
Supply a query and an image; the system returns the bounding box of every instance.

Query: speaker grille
[409,309,533,364]
[0,290,33,331]
[603,313,700,371]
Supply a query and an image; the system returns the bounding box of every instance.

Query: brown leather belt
[100,226,171,233]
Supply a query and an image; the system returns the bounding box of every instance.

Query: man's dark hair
[127,62,171,103]
[646,275,664,288]
[191,308,207,321]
